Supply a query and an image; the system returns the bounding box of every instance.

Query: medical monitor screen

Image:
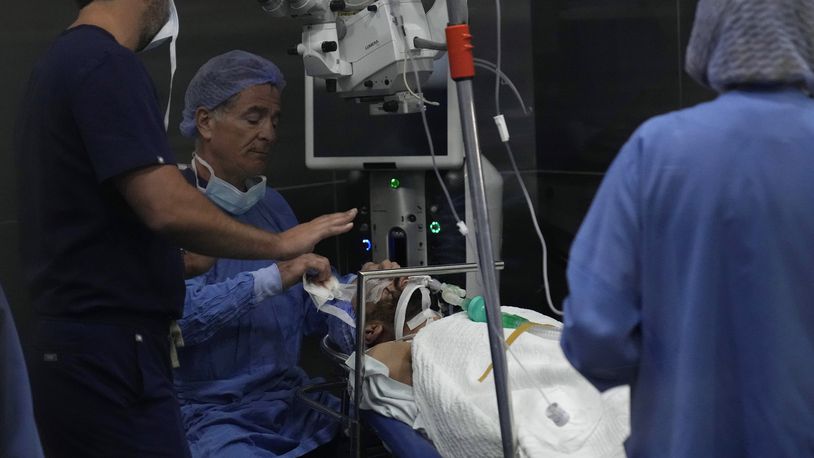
[305,60,463,170]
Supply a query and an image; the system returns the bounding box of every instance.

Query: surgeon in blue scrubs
[561,1,814,457]
[173,51,359,457]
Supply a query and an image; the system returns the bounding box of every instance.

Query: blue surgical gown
[1,284,44,458]
[174,188,344,458]
[561,87,814,458]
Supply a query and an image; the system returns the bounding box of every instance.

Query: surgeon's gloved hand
[277,209,357,259]
[278,253,332,288]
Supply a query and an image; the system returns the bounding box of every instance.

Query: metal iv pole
[444,1,516,456]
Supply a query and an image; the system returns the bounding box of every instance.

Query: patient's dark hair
[75,0,95,8]
[366,286,428,335]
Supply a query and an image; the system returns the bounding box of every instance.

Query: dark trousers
[28,319,191,458]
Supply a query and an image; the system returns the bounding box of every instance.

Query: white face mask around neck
[191,154,267,215]
[139,0,179,131]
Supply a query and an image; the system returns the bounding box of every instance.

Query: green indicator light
[389,178,401,189]
[430,221,442,234]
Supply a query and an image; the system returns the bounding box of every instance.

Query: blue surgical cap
[686,0,814,93]
[180,50,286,137]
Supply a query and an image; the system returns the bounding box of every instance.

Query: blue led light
[362,239,372,252]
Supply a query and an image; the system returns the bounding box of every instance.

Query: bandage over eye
[392,276,465,340]
[365,278,395,304]
[406,308,441,331]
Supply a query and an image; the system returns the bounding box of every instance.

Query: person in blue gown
[1,283,44,458]
[173,51,356,457]
[560,1,814,457]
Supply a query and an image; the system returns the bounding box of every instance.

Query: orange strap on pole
[445,24,475,80]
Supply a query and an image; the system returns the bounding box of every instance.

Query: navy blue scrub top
[14,25,185,321]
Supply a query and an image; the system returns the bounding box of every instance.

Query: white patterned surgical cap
[686,0,814,93]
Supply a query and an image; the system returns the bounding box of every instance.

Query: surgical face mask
[139,0,179,130]
[192,154,267,215]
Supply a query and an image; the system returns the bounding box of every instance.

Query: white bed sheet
[411,307,630,458]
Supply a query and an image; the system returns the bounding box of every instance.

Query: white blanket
[411,307,630,458]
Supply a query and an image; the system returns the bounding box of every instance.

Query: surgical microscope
[259,0,502,295]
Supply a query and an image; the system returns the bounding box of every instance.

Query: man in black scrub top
[13,0,356,456]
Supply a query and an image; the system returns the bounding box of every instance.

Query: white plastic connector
[440,283,466,306]
[493,114,510,143]
[456,221,469,236]
[545,402,570,427]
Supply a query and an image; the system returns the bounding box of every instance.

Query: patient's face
[364,278,427,346]
[379,277,407,305]
[363,278,408,345]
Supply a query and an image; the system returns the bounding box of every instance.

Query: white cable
[394,10,438,106]
[474,285,571,427]
[409,53,466,230]
[397,14,467,234]
[505,340,570,427]
[402,57,441,106]
[473,59,531,115]
[489,0,562,316]
[494,0,503,115]
[504,141,561,316]
[506,340,552,404]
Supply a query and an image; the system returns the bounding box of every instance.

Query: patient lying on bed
[331,278,631,458]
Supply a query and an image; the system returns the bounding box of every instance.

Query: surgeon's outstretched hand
[278,253,332,288]
[278,209,357,259]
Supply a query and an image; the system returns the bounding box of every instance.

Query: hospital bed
[296,262,504,458]
[297,335,441,458]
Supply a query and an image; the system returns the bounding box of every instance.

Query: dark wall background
[0,0,714,349]
[530,0,716,311]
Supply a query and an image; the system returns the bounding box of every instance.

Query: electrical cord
[486,0,571,431]
[403,30,468,235]
[473,58,532,115]
[402,56,440,106]
[490,0,562,317]
[410,55,467,231]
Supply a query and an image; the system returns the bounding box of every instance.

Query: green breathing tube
[460,295,529,329]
